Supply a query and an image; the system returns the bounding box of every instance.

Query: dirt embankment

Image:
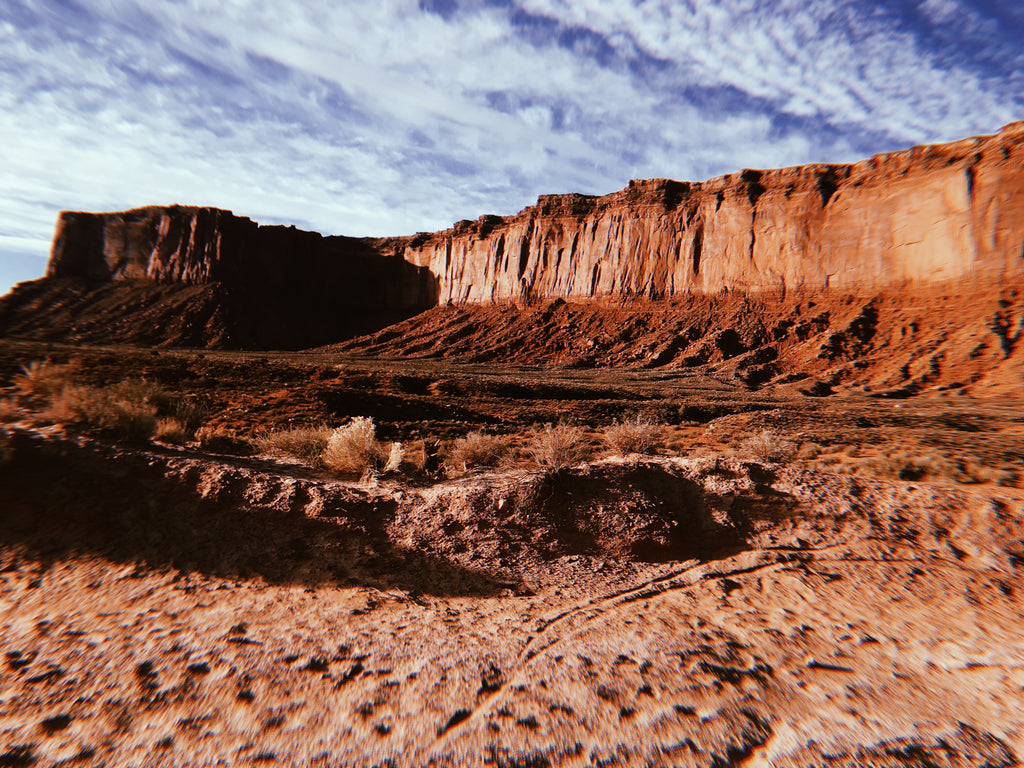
[1,426,1023,766]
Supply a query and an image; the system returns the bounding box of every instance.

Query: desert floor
[1,339,1023,767]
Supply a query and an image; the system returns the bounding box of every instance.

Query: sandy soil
[2,421,1023,766]
[0,339,1022,766]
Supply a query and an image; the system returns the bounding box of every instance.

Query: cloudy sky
[2,0,1022,293]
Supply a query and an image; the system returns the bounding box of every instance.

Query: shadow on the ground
[0,430,508,597]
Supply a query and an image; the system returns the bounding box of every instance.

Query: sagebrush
[602,415,662,456]
[524,423,590,469]
[322,417,387,474]
[254,426,333,462]
[446,431,507,473]
[738,429,798,463]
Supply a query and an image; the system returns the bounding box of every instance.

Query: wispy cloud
[1,0,1021,292]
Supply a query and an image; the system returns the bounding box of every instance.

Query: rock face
[27,206,439,348]
[4,122,1024,349]
[392,122,1024,303]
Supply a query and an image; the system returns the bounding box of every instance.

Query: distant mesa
[1,121,1023,349]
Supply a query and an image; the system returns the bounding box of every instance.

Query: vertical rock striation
[392,122,1024,303]
[6,121,1023,350]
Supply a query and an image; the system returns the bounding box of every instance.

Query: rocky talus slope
[335,278,1024,397]
[1,123,1022,350]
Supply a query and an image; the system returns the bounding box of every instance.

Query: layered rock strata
[35,206,438,348]
[391,121,1024,303]
[4,122,1023,349]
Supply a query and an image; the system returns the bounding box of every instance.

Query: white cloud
[0,0,1020,294]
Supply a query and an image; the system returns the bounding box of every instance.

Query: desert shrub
[42,383,157,441]
[195,424,251,454]
[402,439,430,473]
[107,378,166,406]
[322,417,386,474]
[383,442,404,473]
[154,417,190,444]
[524,423,591,469]
[254,425,333,462]
[446,431,508,473]
[0,398,22,423]
[737,429,798,463]
[175,399,211,434]
[602,415,662,456]
[14,359,77,399]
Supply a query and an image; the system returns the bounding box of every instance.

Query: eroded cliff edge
[387,121,1024,303]
[4,208,438,348]
[2,122,1023,349]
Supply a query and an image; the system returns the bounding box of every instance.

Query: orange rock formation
[390,122,1024,303]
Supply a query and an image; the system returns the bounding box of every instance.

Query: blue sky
[2,0,1022,294]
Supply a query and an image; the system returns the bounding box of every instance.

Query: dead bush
[154,417,190,444]
[322,417,386,474]
[195,424,251,454]
[176,399,211,433]
[446,431,508,474]
[737,429,798,463]
[254,425,333,463]
[42,384,157,441]
[107,378,167,408]
[524,423,591,469]
[0,398,23,423]
[602,415,662,456]
[13,359,77,399]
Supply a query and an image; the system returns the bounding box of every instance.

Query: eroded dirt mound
[1,428,1023,766]
[334,278,1024,396]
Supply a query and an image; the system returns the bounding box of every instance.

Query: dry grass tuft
[14,359,77,399]
[446,431,508,474]
[737,429,798,463]
[524,423,591,469]
[322,417,386,474]
[42,384,158,441]
[254,426,333,463]
[0,398,23,423]
[154,417,190,444]
[602,415,662,456]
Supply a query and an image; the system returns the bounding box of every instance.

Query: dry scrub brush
[253,425,333,463]
[737,429,798,463]
[602,415,663,456]
[43,383,159,442]
[524,423,591,469]
[445,431,508,474]
[322,417,388,474]
[13,359,77,400]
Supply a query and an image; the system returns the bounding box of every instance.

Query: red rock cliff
[34,206,438,348]
[388,122,1024,303]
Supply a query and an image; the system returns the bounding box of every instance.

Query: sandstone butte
[45,121,1024,304]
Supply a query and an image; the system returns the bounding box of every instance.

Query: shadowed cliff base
[0,270,438,350]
